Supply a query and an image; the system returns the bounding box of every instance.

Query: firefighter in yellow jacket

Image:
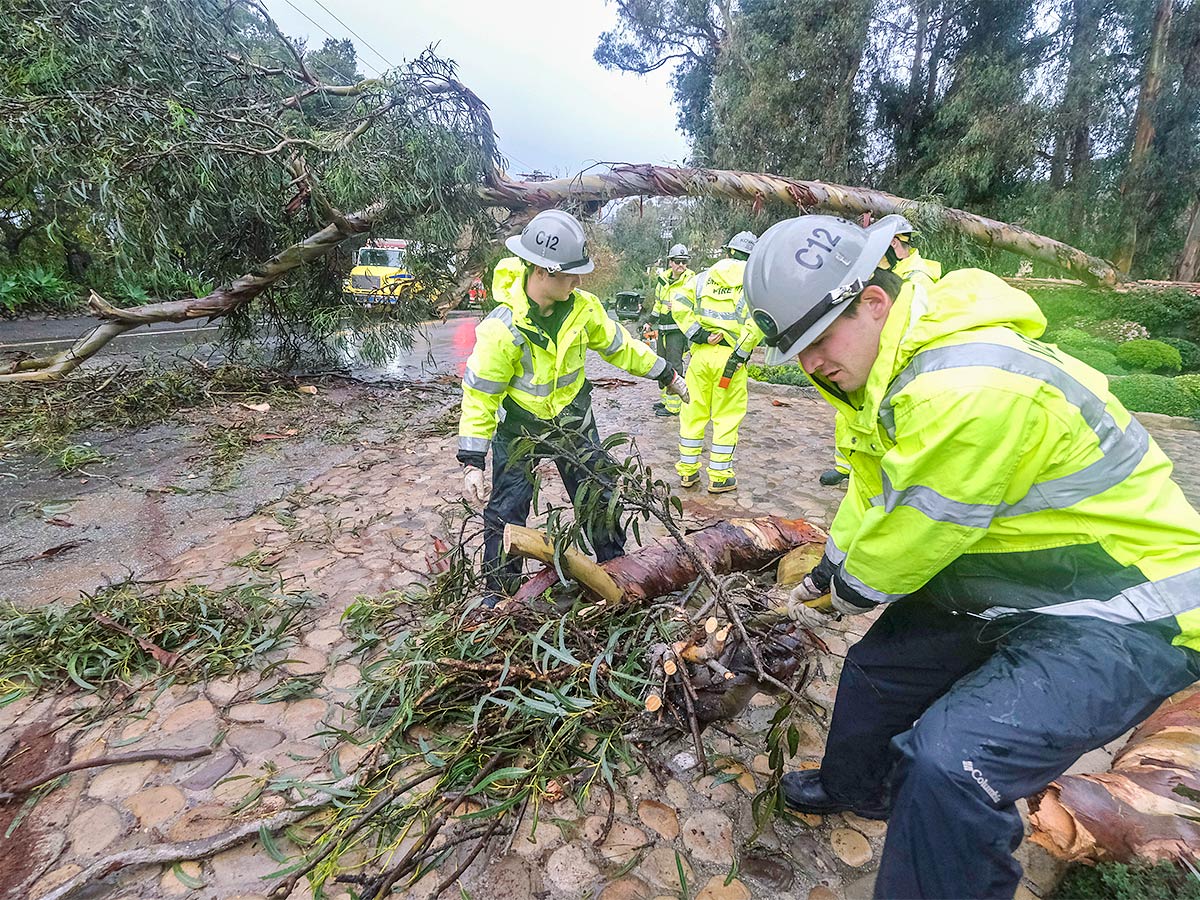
[671,231,761,492]
[458,210,690,598]
[743,215,1200,900]
[651,244,695,416]
[820,214,943,486]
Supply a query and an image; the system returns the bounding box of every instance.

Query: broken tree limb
[502,524,623,604]
[39,772,357,900]
[1,204,384,382]
[0,746,211,801]
[512,516,824,605]
[479,164,1123,286]
[1028,685,1200,864]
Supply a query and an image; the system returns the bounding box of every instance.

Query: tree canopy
[597,0,1200,279]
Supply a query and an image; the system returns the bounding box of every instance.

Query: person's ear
[860,285,893,322]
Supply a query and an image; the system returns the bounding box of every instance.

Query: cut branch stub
[1028,685,1200,863]
[502,524,623,604]
[510,516,825,605]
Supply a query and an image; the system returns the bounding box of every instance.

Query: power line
[304,0,397,75]
[275,0,386,78]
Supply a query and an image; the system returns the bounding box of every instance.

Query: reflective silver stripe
[648,357,668,379]
[658,322,680,332]
[708,459,733,471]
[698,306,739,321]
[672,291,694,309]
[981,564,1200,624]
[840,567,907,604]
[679,437,704,448]
[825,536,846,564]
[693,271,709,304]
[881,342,1112,443]
[685,323,702,339]
[877,341,1151,524]
[710,443,736,454]
[734,296,747,320]
[463,368,506,395]
[459,436,490,453]
[604,328,625,355]
[679,454,701,463]
[880,421,1149,527]
[511,368,581,397]
[880,470,994,528]
[1001,418,1149,517]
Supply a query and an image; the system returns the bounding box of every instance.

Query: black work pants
[656,326,686,378]
[482,410,626,594]
[818,598,1200,900]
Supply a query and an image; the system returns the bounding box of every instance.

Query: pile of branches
[32,429,824,900]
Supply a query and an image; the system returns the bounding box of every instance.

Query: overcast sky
[261,0,692,176]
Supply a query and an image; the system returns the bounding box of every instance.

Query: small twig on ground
[0,746,212,801]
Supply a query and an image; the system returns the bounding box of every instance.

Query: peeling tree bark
[480,165,1122,286]
[1028,686,1200,864]
[4,163,1128,382]
[510,516,825,605]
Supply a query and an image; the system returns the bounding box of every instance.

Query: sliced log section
[508,516,825,605]
[1029,686,1200,863]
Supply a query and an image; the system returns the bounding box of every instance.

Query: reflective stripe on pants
[675,341,748,481]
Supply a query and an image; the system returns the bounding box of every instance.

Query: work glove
[664,370,690,405]
[783,575,832,629]
[462,466,488,504]
[830,580,872,616]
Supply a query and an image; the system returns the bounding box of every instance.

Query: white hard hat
[505,209,594,274]
[870,213,914,239]
[724,231,758,255]
[744,215,903,362]
[668,244,690,260]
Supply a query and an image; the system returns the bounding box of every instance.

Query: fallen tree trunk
[480,164,1123,287]
[1028,686,1200,864]
[510,515,825,605]
[3,165,1129,381]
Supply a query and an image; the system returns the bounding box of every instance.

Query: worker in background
[651,244,695,416]
[819,214,943,487]
[458,209,690,599]
[672,231,761,493]
[743,214,1200,900]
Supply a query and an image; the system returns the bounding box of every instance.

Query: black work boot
[819,469,849,486]
[780,770,889,820]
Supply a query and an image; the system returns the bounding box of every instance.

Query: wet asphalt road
[0,312,482,381]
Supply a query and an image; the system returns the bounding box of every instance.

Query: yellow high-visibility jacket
[671,258,764,355]
[653,266,695,331]
[458,258,666,458]
[893,248,942,287]
[833,251,944,471]
[813,268,1200,651]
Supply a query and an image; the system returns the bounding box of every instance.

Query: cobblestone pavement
[4,360,1200,900]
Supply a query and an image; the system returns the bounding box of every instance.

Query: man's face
[669,259,688,276]
[536,268,581,302]
[796,289,892,393]
[890,237,911,260]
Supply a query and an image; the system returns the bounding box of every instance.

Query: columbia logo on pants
[961,760,1002,803]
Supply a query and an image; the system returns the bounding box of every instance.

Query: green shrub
[1161,337,1200,373]
[0,265,82,314]
[1049,860,1200,900]
[1088,318,1151,343]
[1109,374,1198,417]
[1064,346,1126,376]
[1119,287,1200,339]
[1025,285,1118,331]
[746,364,812,387]
[1177,374,1200,406]
[1049,328,1120,356]
[1115,339,1183,375]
